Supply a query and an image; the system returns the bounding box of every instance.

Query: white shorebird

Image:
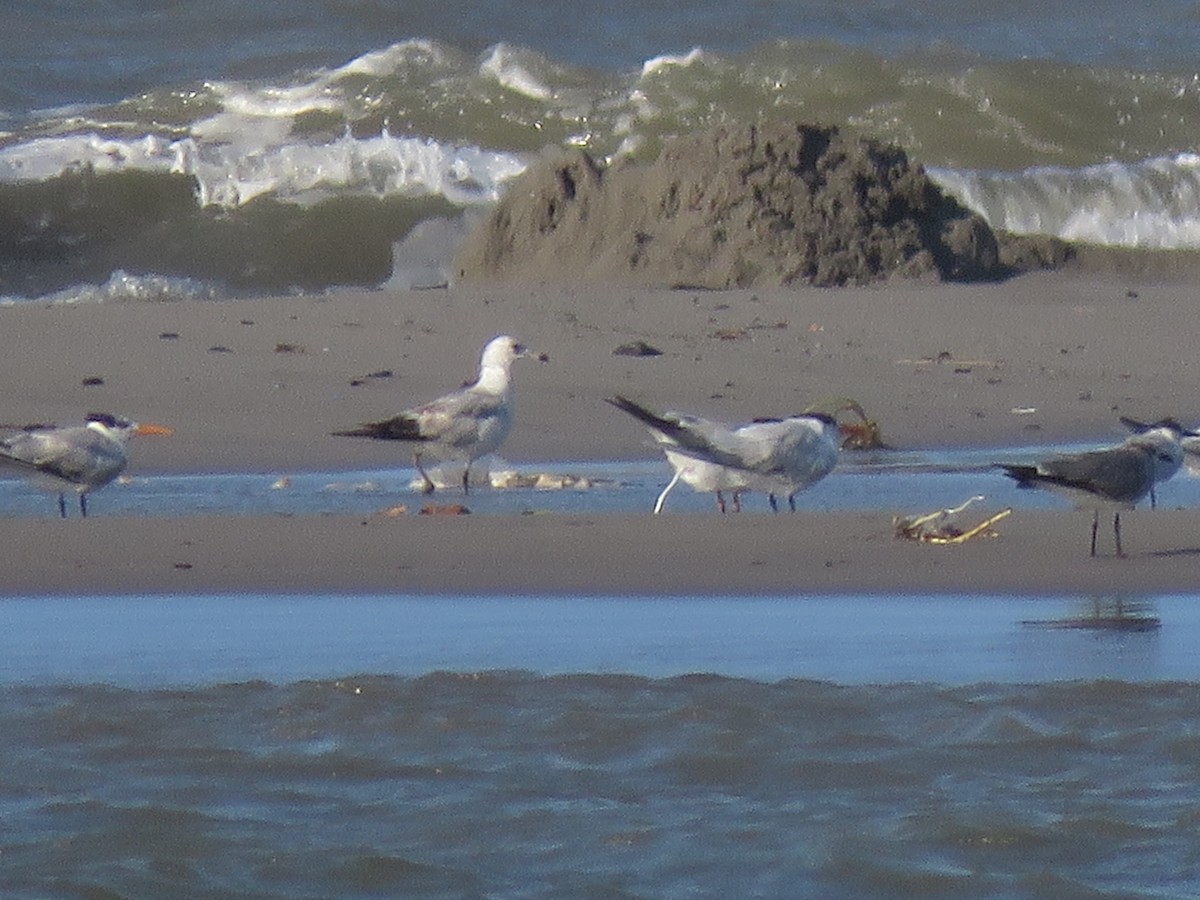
[998,422,1186,557]
[0,413,172,517]
[332,335,545,493]
[606,396,841,514]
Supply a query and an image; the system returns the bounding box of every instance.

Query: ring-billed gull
[606,396,840,514]
[0,413,172,517]
[333,335,544,494]
[998,421,1186,556]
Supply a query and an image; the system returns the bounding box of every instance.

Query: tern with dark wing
[606,396,840,514]
[998,423,1185,557]
[332,335,543,493]
[0,413,172,517]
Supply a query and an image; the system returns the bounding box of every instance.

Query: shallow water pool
[2,445,1199,519]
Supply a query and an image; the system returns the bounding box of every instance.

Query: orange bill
[135,423,173,437]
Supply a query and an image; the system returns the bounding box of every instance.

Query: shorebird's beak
[135,423,173,437]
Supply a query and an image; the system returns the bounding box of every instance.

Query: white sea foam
[640,47,704,78]
[0,39,528,210]
[0,270,222,306]
[479,43,553,100]
[931,153,1200,249]
[0,127,527,209]
[333,38,451,78]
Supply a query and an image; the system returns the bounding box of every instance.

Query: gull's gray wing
[410,387,510,451]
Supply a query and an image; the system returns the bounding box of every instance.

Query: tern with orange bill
[0,413,173,517]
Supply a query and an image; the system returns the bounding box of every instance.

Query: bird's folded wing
[0,431,94,483]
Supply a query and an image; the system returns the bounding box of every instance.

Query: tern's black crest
[85,413,132,429]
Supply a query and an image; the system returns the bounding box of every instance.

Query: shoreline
[3,266,1200,597]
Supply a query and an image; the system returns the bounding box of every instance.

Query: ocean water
[3,592,1200,898]
[4,1,1200,300]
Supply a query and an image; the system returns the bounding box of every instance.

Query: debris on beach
[490,467,594,490]
[612,340,663,357]
[407,461,595,492]
[349,369,394,386]
[805,397,887,450]
[895,351,1004,371]
[270,476,291,490]
[419,504,470,516]
[894,495,1011,544]
[322,480,380,493]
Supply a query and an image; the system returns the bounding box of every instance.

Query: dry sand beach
[3,260,1200,597]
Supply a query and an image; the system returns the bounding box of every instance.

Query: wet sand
[3,265,1200,596]
[3,510,1200,598]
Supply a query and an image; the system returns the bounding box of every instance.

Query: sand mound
[455,122,1066,288]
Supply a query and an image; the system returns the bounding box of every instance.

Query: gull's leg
[414,452,435,494]
[732,492,741,513]
[653,470,681,515]
[1151,486,1158,509]
[769,493,779,513]
[788,493,797,513]
[1090,510,1099,557]
[1114,512,1124,558]
[58,493,67,519]
[716,491,727,514]
[80,494,88,518]
[462,464,470,495]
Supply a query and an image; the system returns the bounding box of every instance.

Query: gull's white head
[476,335,548,391]
[480,335,530,370]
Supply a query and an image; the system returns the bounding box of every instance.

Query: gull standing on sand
[606,396,841,514]
[0,413,173,517]
[997,421,1187,557]
[332,335,544,493]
